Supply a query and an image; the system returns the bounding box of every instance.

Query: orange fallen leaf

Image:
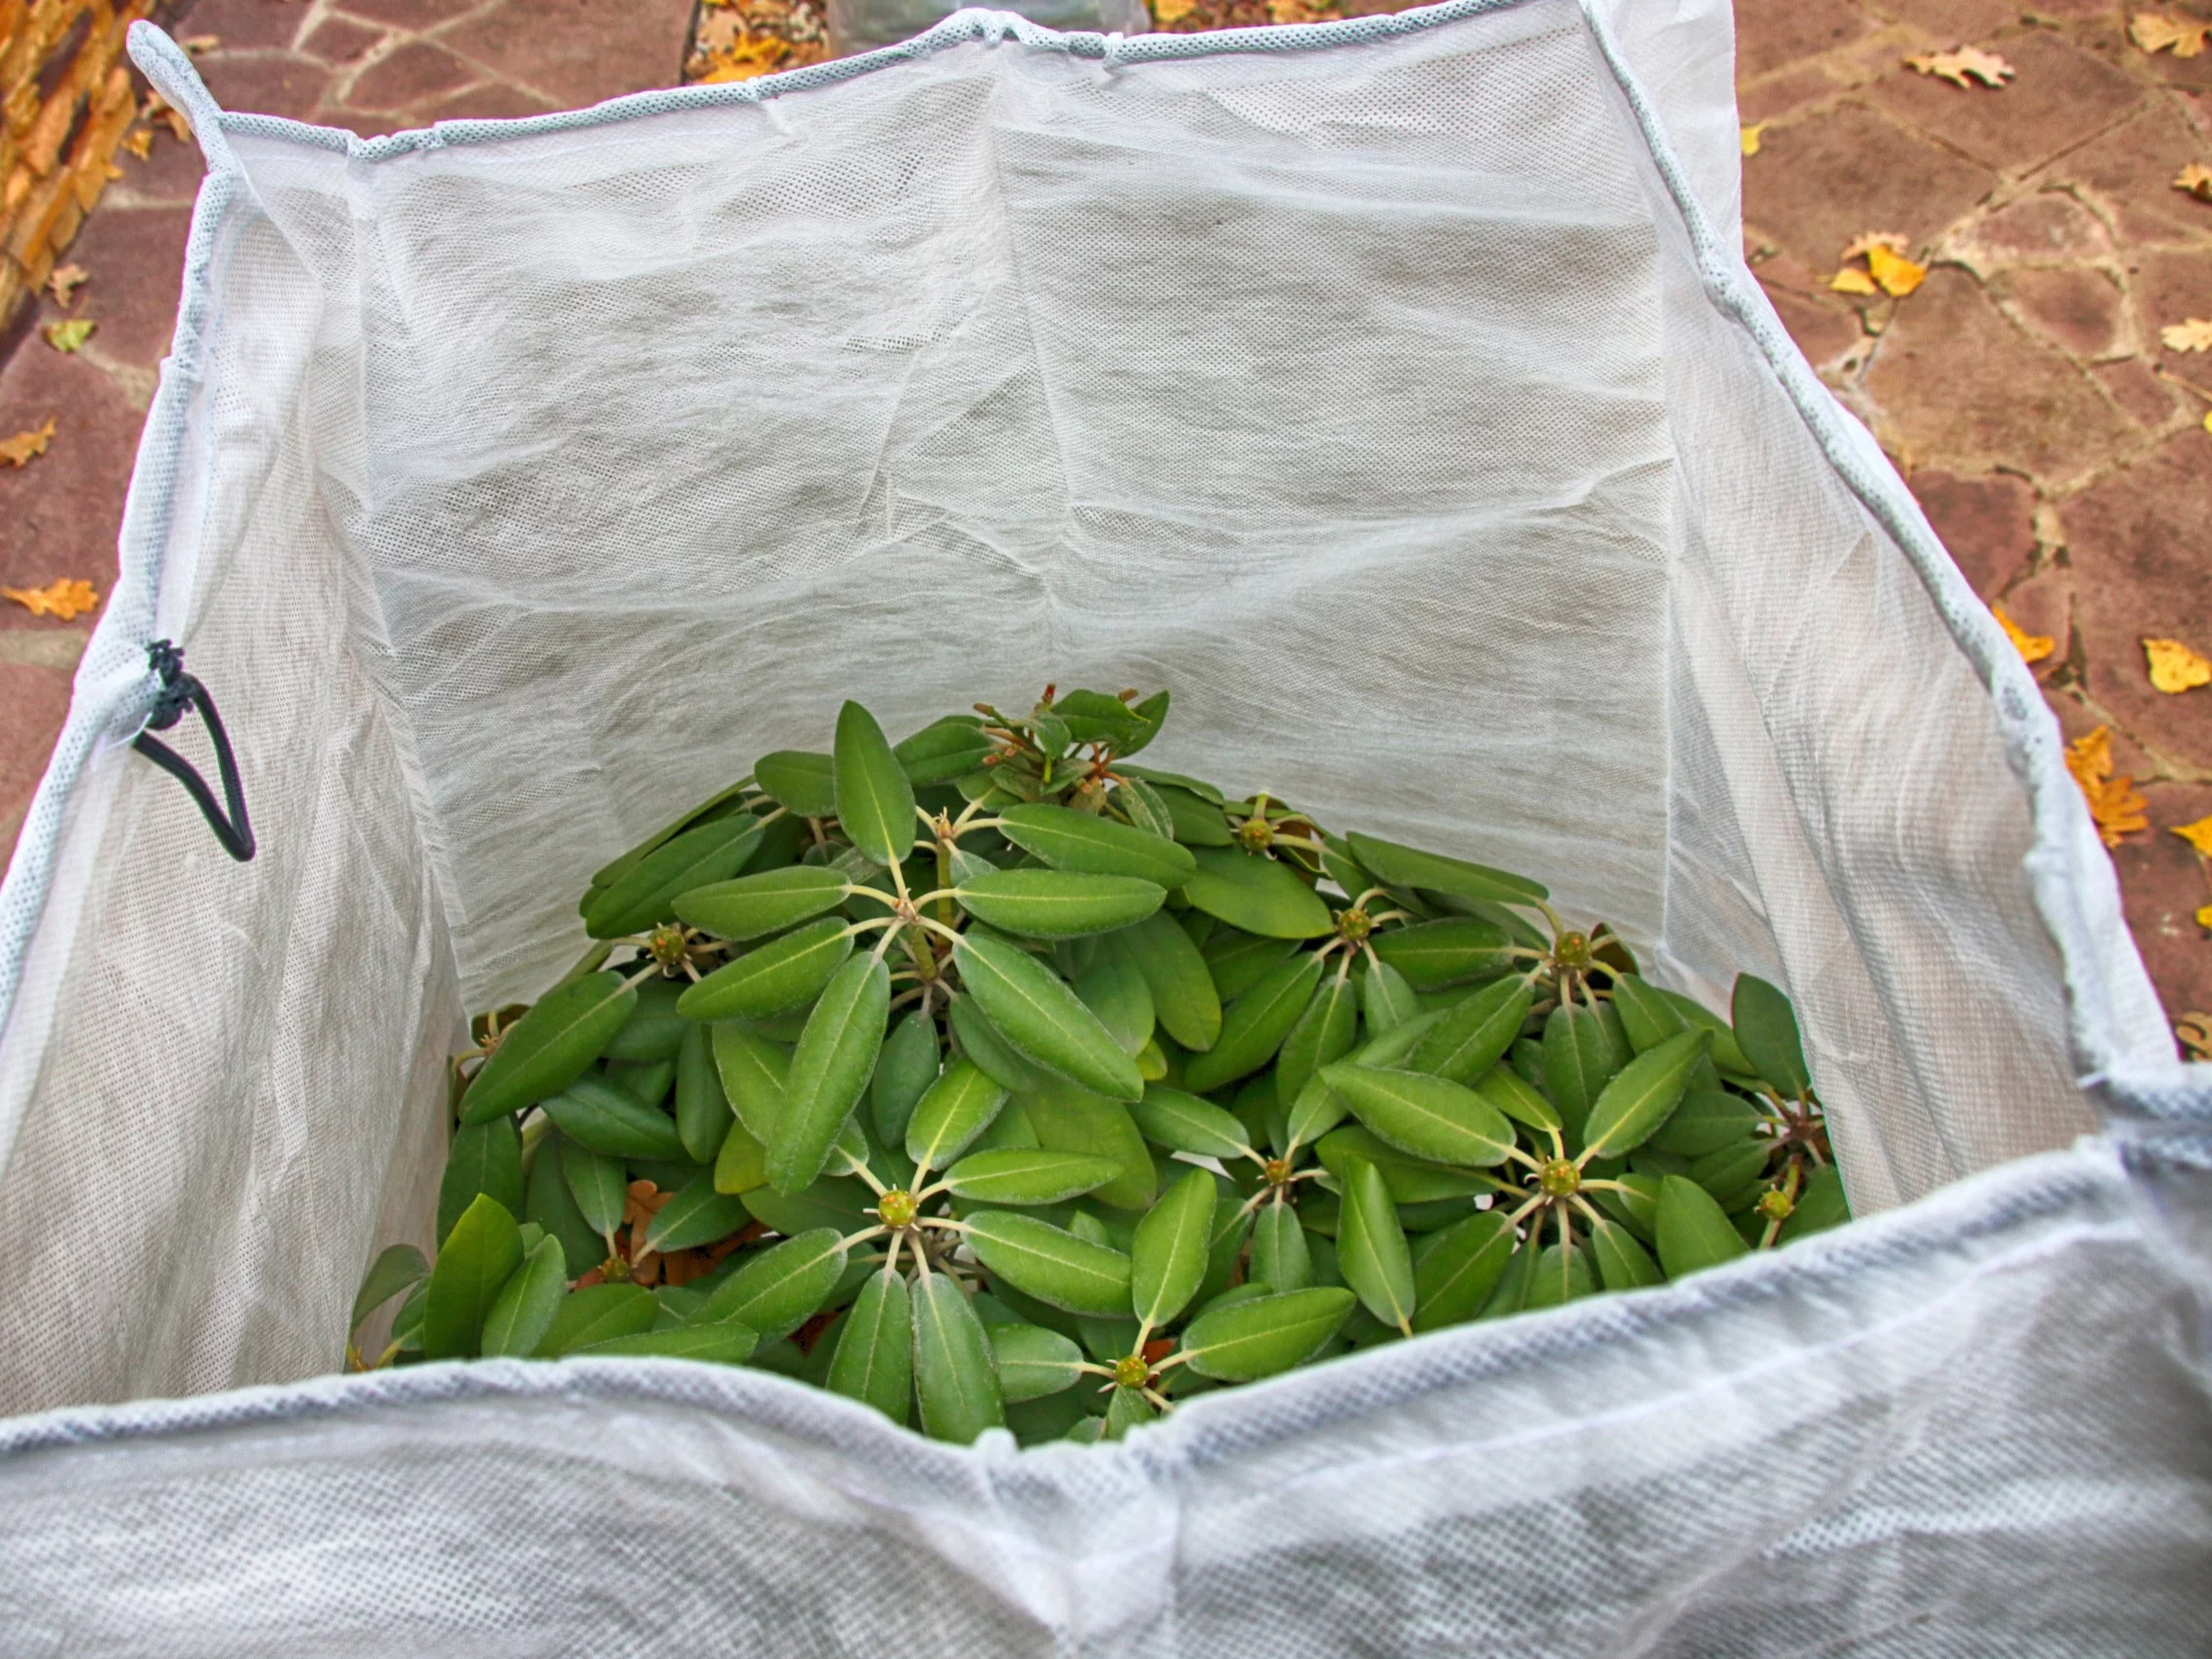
[2133,10,2212,56]
[2144,636,2212,693]
[2177,163,2212,201]
[43,319,95,353]
[2199,905,2212,935]
[2162,318,2212,352]
[697,34,790,81]
[2,579,100,621]
[1994,605,2054,664]
[2065,725,2149,848]
[2171,815,2212,857]
[1154,0,1197,20]
[0,418,56,468]
[1831,268,1879,295]
[121,127,153,160]
[47,264,87,305]
[1865,242,1926,296]
[1741,123,1766,156]
[1267,0,1339,22]
[1905,47,2013,88]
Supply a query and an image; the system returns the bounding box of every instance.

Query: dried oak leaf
[2133,11,2212,56]
[2065,725,2149,847]
[47,264,87,306]
[1995,605,2055,664]
[2,579,101,621]
[2170,814,2212,857]
[43,320,95,354]
[2176,162,2212,201]
[2161,318,2212,352]
[1905,47,2014,88]
[0,418,57,468]
[2144,636,2212,693]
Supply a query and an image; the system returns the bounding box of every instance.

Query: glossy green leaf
[996,803,1197,888]
[1410,1210,1516,1332]
[1336,1158,1416,1334]
[1204,932,1298,1007]
[1591,1170,1661,1243]
[590,781,754,891]
[1609,973,1690,1057]
[1102,1384,1154,1441]
[894,715,994,786]
[827,1269,913,1420]
[1181,848,1334,939]
[541,1077,686,1161]
[576,1315,761,1364]
[1128,1084,1252,1160]
[559,1137,627,1242]
[954,868,1165,939]
[674,1023,734,1163]
[1049,688,1157,751]
[1471,1064,1561,1134]
[1359,959,1420,1035]
[1645,984,1756,1076]
[954,929,1143,1103]
[964,1210,1132,1316]
[1589,1216,1663,1290]
[1733,975,1810,1098]
[534,1283,657,1356]
[1022,1082,1157,1210]
[524,1130,601,1277]
[1541,998,1618,1138]
[421,1194,523,1360]
[904,1058,1011,1175]
[754,750,837,818]
[1151,784,1233,846]
[1313,1125,1495,1203]
[437,1115,523,1244]
[832,701,918,868]
[1649,1088,1762,1157]
[673,865,851,942]
[586,814,764,939]
[948,993,1051,1092]
[1656,1175,1750,1279]
[1130,1166,1217,1330]
[911,1272,1005,1444]
[713,1116,770,1195]
[351,1244,427,1333]
[1578,1029,1709,1160]
[603,1055,676,1109]
[870,1009,940,1145]
[601,978,689,1063]
[940,1149,1119,1205]
[1349,1006,1449,1070]
[480,1235,567,1358]
[1407,975,1531,1087]
[694,1228,849,1342]
[1182,949,1325,1094]
[1523,1243,1594,1309]
[462,972,637,1124]
[1115,776,1176,841]
[1249,1199,1313,1292]
[1690,1140,1772,1206]
[1344,832,1547,905]
[769,953,890,1194]
[1073,941,1154,1055]
[679,917,854,1022]
[739,1176,872,1239]
[1367,919,1512,990]
[710,1023,789,1142]
[1475,1242,1536,1321]
[1275,968,1360,1105]
[987,1322,1084,1402]
[1175,1288,1354,1381]
[644,1168,755,1253]
[1283,1074,1348,1151]
[1320,1064,1515,1168]
[1777,1164,1850,1243]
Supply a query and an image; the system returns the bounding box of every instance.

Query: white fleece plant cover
[0,4,2204,1651]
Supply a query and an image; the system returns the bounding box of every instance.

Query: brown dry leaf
[1865,242,1927,296]
[2,579,101,621]
[1905,47,2014,87]
[2065,725,2150,847]
[47,264,88,306]
[2161,318,2212,351]
[1831,267,1880,295]
[1741,123,1766,156]
[0,418,57,468]
[698,34,791,81]
[1994,605,2055,664]
[2176,162,2212,201]
[2171,814,2212,857]
[2133,11,2212,56]
[142,93,192,143]
[2178,1012,2212,1059]
[2144,636,2212,693]
[121,127,153,160]
[42,320,95,354]
[696,9,744,50]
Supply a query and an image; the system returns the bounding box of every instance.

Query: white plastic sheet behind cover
[0,3,2204,1650]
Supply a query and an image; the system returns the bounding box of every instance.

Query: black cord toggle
[131,638,256,861]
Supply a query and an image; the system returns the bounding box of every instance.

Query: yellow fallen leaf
[42,319,95,353]
[1905,47,2014,88]
[2176,162,2212,200]
[2133,11,2212,56]
[1994,606,2054,664]
[2162,318,2212,351]
[698,34,789,81]
[2178,1011,2212,1058]
[2066,725,2149,847]
[0,417,56,467]
[180,33,219,53]
[2144,636,2212,693]
[1741,123,1766,156]
[1865,242,1926,297]
[2198,906,2212,936]
[47,264,87,305]
[1154,0,1197,21]
[2203,410,2212,435]
[1267,0,1339,21]
[1,579,101,622]
[2171,815,2212,856]
[1831,268,1880,295]
[121,127,153,160]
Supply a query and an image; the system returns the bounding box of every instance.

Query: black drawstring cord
[132,639,255,861]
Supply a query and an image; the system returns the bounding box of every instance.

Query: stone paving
[2,0,2209,1031]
